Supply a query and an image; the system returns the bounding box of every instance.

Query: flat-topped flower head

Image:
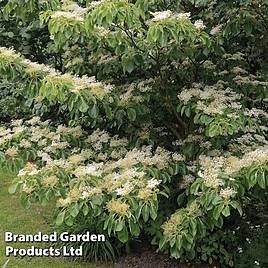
[22,59,57,74]
[5,147,18,158]
[51,1,88,21]
[137,188,153,200]
[210,25,222,35]
[147,178,161,189]
[178,82,242,115]
[176,12,191,20]
[219,187,237,199]
[0,47,21,62]
[151,11,191,23]
[106,199,130,216]
[151,10,173,22]
[42,175,59,188]
[194,20,205,30]
[162,213,183,237]
[89,0,107,9]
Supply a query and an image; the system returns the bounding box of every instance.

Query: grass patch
[0,170,109,268]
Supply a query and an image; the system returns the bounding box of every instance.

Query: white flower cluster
[73,163,103,177]
[151,10,173,22]
[18,163,41,177]
[95,26,111,37]
[172,153,185,162]
[178,81,242,115]
[198,155,225,188]
[51,1,88,21]
[150,11,205,30]
[223,52,244,61]
[89,0,107,9]
[180,174,195,189]
[225,146,268,175]
[115,182,135,196]
[1,118,187,208]
[151,11,191,22]
[244,108,268,120]
[176,12,191,20]
[197,144,268,193]
[147,178,161,189]
[203,60,216,70]
[233,73,268,87]
[194,20,205,30]
[119,78,154,106]
[51,11,84,21]
[103,146,172,172]
[80,186,102,200]
[44,72,113,99]
[232,66,248,75]
[22,59,57,74]
[219,187,237,199]
[210,25,222,35]
[0,46,114,99]
[228,132,268,153]
[0,47,20,62]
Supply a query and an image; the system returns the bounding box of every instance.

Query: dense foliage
[0,0,267,266]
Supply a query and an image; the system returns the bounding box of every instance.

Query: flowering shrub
[0,46,120,126]
[1,117,185,244]
[1,0,268,266]
[1,115,267,263]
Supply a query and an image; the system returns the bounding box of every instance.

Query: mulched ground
[113,245,212,268]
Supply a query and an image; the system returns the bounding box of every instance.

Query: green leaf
[170,246,180,259]
[161,172,171,183]
[142,204,150,222]
[89,103,99,118]
[117,226,129,243]
[104,215,112,230]
[92,195,103,205]
[82,204,89,216]
[185,106,191,117]
[70,203,80,218]
[127,107,137,121]
[20,195,31,209]
[230,201,243,216]
[65,216,74,226]
[115,109,125,123]
[159,237,166,250]
[175,235,183,251]
[56,210,66,225]
[135,205,143,220]
[115,220,124,232]
[213,204,224,220]
[258,171,266,189]
[177,193,185,206]
[129,220,140,236]
[207,124,220,137]
[173,163,181,175]
[122,56,135,73]
[104,102,113,118]
[222,205,230,217]
[189,219,197,236]
[190,181,200,194]
[8,183,18,194]
[79,98,89,113]
[150,202,158,220]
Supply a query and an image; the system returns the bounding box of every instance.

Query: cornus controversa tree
[0,0,267,266]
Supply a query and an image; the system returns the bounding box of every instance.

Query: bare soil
[113,246,212,268]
